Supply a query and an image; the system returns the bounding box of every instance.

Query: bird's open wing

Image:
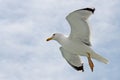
[60,47,83,71]
[66,8,94,46]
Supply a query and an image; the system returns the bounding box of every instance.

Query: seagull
[46,7,108,72]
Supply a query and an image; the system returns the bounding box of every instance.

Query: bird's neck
[55,35,68,46]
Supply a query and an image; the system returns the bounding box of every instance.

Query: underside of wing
[60,47,84,71]
[66,8,94,46]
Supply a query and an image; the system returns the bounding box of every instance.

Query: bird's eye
[53,34,55,36]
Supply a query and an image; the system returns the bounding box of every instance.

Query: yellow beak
[46,37,53,41]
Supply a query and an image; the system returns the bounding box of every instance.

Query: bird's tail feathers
[91,52,109,64]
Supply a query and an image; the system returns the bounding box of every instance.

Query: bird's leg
[87,53,94,72]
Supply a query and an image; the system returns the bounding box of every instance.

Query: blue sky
[0,0,120,80]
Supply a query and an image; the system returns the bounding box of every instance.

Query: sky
[0,0,120,80]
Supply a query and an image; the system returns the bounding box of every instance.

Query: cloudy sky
[0,0,120,80]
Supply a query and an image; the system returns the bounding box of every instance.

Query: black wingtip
[70,63,84,72]
[81,7,95,13]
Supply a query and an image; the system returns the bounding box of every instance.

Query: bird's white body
[55,35,88,56]
[55,34,108,64]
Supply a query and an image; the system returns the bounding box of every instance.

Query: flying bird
[46,7,108,72]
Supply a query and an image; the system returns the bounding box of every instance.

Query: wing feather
[60,47,84,71]
[66,8,93,46]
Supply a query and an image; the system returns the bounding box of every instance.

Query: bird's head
[46,33,63,41]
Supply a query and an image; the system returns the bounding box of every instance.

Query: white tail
[91,52,109,64]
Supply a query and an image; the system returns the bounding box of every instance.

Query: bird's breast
[61,39,88,56]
